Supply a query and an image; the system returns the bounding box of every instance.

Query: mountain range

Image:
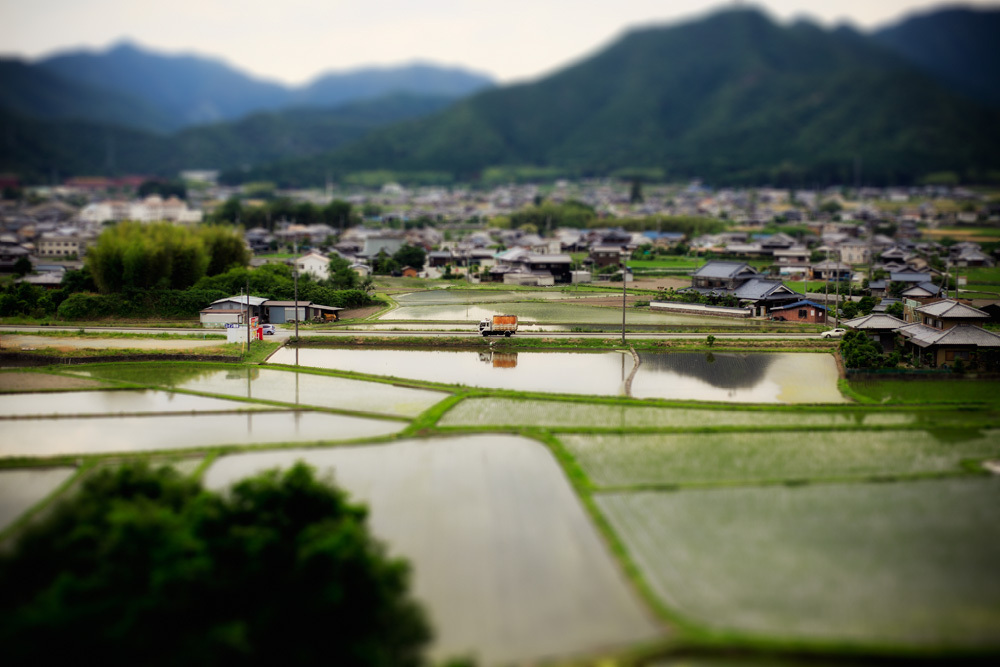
[1,4,999,187]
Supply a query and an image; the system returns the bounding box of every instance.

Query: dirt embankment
[0,335,223,351]
[0,372,108,391]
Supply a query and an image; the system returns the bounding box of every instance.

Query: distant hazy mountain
[294,63,493,108]
[242,7,999,186]
[0,58,171,132]
[39,42,291,130]
[0,94,459,182]
[874,5,1000,107]
[168,94,459,171]
[32,42,493,132]
[4,6,999,186]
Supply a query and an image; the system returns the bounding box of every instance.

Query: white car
[261,324,276,335]
[820,328,846,339]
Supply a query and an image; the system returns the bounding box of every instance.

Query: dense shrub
[839,330,887,369]
[57,289,228,320]
[0,462,431,665]
[87,222,248,293]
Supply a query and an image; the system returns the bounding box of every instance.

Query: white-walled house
[295,251,331,281]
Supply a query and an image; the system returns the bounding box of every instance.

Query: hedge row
[56,290,229,320]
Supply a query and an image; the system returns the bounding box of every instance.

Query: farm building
[768,300,828,324]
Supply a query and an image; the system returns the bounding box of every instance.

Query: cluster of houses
[645,254,999,369]
[845,299,1000,370]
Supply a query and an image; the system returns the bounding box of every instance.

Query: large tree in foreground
[0,462,432,666]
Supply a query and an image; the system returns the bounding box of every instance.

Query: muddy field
[0,372,107,391]
[1,335,224,351]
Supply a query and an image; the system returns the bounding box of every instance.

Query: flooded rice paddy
[67,365,445,417]
[0,389,273,417]
[271,348,844,403]
[0,467,75,530]
[392,289,612,305]
[383,288,759,326]
[0,411,404,458]
[6,349,995,660]
[597,478,1000,645]
[381,301,747,326]
[203,435,661,664]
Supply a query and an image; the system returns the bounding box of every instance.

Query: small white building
[295,251,331,281]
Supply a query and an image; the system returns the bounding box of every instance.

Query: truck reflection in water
[478,351,518,368]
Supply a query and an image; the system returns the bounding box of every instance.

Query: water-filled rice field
[0,411,404,458]
[66,364,446,417]
[202,435,662,664]
[0,467,76,531]
[596,478,1000,646]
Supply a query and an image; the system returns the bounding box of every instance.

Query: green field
[561,429,1000,487]
[597,478,1000,646]
[629,257,700,270]
[848,378,1000,405]
[962,266,1000,284]
[440,397,936,429]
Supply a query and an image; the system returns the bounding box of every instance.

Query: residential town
[2,175,999,369]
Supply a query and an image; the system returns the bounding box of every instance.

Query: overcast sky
[3,1,997,85]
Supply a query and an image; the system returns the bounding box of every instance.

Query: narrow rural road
[0,324,827,341]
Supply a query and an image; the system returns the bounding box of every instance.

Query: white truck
[478,314,518,337]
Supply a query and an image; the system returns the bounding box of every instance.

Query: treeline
[87,222,249,292]
[210,196,360,230]
[493,200,727,237]
[192,263,377,308]
[1,223,380,321]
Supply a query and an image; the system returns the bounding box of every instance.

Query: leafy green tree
[325,254,361,290]
[324,199,355,228]
[372,250,399,275]
[137,179,186,200]
[857,296,876,316]
[87,223,252,292]
[13,256,32,277]
[201,226,251,276]
[840,301,860,320]
[393,244,427,271]
[839,330,885,369]
[629,180,644,204]
[0,462,432,666]
[213,196,243,224]
[888,281,908,298]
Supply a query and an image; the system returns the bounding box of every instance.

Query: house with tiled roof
[894,300,1000,369]
[684,261,803,317]
[768,299,828,323]
[914,299,989,330]
[844,312,907,352]
[899,282,943,302]
[690,261,758,290]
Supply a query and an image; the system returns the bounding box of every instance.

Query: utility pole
[246,274,251,351]
[621,246,628,345]
[824,249,830,326]
[293,238,299,346]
